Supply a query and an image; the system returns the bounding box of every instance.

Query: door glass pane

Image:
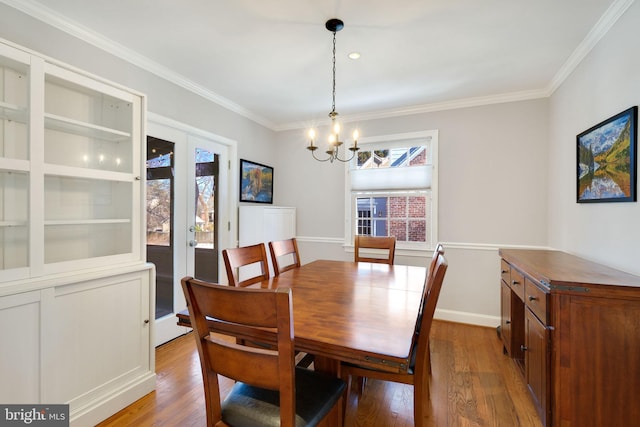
[146,136,174,319]
[193,148,218,283]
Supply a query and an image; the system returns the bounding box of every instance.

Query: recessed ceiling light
[348,52,361,60]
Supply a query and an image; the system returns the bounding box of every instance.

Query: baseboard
[435,308,500,328]
[70,373,156,427]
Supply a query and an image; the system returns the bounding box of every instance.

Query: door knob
[188,240,198,247]
[189,226,196,232]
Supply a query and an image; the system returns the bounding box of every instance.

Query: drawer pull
[511,280,520,286]
[521,345,528,352]
[528,296,538,302]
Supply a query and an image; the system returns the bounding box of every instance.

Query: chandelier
[307,18,360,163]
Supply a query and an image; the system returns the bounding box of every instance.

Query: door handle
[188,240,198,247]
[189,226,196,232]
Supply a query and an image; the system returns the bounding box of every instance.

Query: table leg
[313,356,344,426]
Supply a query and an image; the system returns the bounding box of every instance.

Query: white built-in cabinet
[0,39,154,426]
[238,205,296,277]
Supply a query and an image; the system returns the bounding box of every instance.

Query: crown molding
[547,0,635,95]
[276,88,549,131]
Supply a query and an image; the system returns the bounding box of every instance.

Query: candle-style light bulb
[308,129,316,147]
[333,122,341,135]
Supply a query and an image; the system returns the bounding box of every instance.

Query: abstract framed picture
[239,159,273,203]
[577,106,637,203]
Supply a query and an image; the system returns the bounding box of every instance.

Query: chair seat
[222,367,346,427]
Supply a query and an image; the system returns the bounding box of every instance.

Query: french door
[147,117,233,345]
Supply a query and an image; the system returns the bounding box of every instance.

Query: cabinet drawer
[525,278,548,323]
[510,268,525,301]
[501,259,511,284]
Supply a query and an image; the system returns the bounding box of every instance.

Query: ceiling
[5,0,625,130]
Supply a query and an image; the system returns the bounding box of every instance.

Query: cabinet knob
[501,269,507,274]
[505,320,511,324]
[528,295,538,302]
[511,280,520,286]
[521,345,528,352]
[144,319,150,324]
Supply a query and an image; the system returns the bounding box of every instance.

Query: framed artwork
[577,106,637,203]
[239,159,273,203]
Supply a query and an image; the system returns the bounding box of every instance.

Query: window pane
[357,151,371,167]
[372,197,387,217]
[409,146,427,165]
[389,196,407,217]
[408,196,426,217]
[390,219,407,241]
[372,219,387,236]
[408,219,426,242]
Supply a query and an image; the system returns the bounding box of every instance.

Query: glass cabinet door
[42,64,139,268]
[0,47,30,276]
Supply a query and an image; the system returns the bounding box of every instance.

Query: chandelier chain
[331,31,337,115]
[306,18,359,163]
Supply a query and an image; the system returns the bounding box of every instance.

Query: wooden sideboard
[499,249,640,427]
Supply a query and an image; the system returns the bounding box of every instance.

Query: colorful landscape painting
[577,107,637,203]
[240,159,273,203]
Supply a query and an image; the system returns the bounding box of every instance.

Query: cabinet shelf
[0,158,29,172]
[44,163,133,182]
[0,100,27,123]
[0,221,27,227]
[45,113,131,142]
[44,219,131,226]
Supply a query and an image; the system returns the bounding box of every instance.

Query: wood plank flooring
[97,320,542,427]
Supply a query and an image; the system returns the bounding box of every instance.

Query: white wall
[548,1,640,276]
[275,99,550,325]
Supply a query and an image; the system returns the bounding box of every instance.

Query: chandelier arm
[332,150,357,163]
[310,150,334,162]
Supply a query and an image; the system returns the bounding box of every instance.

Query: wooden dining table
[177,259,428,376]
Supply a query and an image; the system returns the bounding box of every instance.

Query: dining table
[177,259,428,376]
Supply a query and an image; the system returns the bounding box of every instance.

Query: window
[347,131,437,250]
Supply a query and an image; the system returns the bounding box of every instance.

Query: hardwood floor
[97,320,542,427]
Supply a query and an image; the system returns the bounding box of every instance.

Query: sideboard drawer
[501,259,511,284]
[525,278,548,323]
[510,268,525,301]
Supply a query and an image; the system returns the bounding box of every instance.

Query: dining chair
[269,237,301,276]
[222,243,270,287]
[423,243,445,374]
[354,235,396,265]
[181,277,346,427]
[268,237,315,368]
[341,252,448,427]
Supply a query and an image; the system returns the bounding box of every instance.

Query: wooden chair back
[181,277,296,426]
[419,243,445,329]
[341,252,448,427]
[354,235,396,265]
[222,243,270,287]
[269,238,301,276]
[413,253,447,374]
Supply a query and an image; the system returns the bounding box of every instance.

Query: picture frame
[239,159,273,203]
[577,106,637,203]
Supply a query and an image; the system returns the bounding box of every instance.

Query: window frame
[344,130,438,253]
